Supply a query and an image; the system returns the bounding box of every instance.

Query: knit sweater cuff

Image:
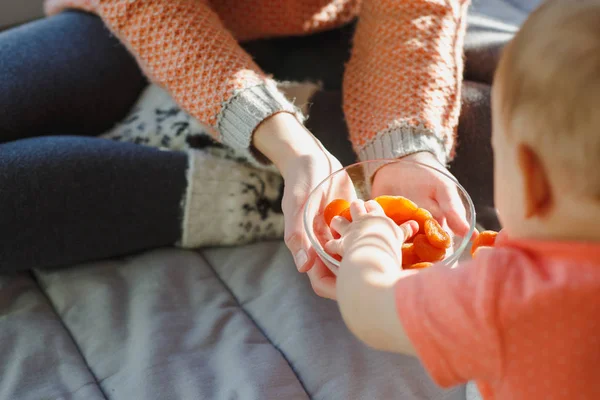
[217,82,304,166]
[357,124,449,181]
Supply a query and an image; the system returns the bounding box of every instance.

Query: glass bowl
[303,159,476,275]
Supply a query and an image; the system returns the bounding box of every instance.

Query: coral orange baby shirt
[395,239,600,399]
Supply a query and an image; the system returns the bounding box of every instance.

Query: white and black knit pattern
[102,85,280,167]
[101,84,284,248]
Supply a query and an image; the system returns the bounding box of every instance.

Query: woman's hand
[371,151,472,237]
[253,113,351,300]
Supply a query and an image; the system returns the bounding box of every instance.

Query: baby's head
[492,0,600,239]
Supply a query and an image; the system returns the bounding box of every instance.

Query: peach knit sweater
[45,0,469,165]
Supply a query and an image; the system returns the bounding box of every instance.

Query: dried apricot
[401,243,419,266]
[324,199,351,226]
[405,262,434,270]
[413,234,446,262]
[339,208,352,223]
[424,219,452,249]
[471,230,498,256]
[374,195,418,225]
[411,208,433,233]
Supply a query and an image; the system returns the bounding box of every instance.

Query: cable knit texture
[45,0,468,164]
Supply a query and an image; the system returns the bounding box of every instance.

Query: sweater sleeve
[343,0,470,166]
[45,0,301,166]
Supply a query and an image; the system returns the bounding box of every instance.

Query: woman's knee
[0,11,146,142]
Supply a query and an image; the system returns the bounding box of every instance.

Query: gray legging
[0,11,500,273]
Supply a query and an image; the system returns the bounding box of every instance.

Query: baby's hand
[329,200,420,355]
[325,200,419,265]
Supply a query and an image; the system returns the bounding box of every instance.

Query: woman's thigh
[0,11,146,143]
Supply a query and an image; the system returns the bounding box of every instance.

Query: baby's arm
[326,200,419,355]
[338,242,419,356]
[330,201,507,387]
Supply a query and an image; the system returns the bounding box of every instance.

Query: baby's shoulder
[471,245,600,303]
[489,247,600,313]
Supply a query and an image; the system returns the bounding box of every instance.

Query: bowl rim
[303,158,477,270]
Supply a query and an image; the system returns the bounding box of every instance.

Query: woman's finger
[284,228,316,273]
[283,191,316,273]
[436,183,471,237]
[307,259,337,300]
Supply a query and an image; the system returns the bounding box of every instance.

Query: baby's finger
[364,200,385,215]
[324,239,344,257]
[349,199,368,220]
[398,220,419,243]
[330,215,351,235]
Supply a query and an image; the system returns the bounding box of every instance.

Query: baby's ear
[518,144,552,219]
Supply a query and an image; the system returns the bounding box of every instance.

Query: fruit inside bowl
[303,159,476,275]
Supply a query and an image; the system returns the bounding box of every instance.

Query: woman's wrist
[372,151,445,185]
[252,112,321,176]
[400,151,443,166]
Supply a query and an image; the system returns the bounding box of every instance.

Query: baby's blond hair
[495,0,600,198]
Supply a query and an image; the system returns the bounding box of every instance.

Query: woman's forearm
[252,113,325,176]
[344,0,470,165]
[47,0,300,166]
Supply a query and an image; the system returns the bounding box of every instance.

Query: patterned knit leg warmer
[101,84,285,247]
[179,149,284,248]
